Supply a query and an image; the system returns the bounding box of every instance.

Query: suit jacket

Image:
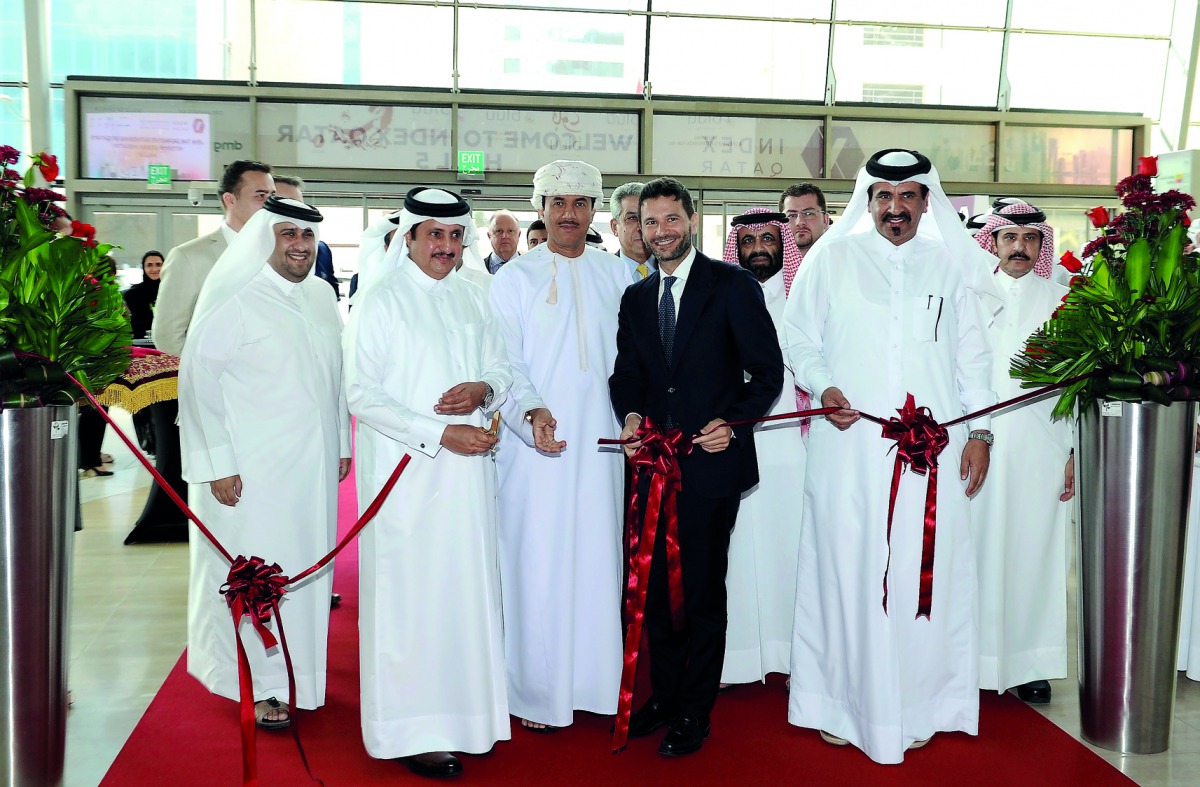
[609,251,783,498]
[152,227,228,356]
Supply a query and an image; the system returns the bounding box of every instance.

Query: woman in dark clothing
[123,250,163,340]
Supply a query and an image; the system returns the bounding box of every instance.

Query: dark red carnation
[22,186,66,203]
[1082,235,1112,258]
[1060,250,1084,273]
[1116,174,1152,197]
[0,145,18,165]
[1086,206,1110,228]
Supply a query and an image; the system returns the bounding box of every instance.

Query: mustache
[1007,252,1031,261]
[883,212,911,222]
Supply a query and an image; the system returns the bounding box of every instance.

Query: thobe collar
[867,229,916,264]
[259,262,305,297]
[403,256,451,298]
[761,267,785,300]
[219,220,238,246]
[994,268,1029,305]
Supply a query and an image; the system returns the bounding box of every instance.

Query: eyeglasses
[784,210,827,221]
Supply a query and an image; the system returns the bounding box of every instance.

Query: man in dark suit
[608,177,783,757]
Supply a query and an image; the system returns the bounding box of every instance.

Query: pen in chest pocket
[926,295,943,341]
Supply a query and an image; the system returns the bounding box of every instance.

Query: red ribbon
[878,394,949,620]
[31,357,411,787]
[607,416,690,752]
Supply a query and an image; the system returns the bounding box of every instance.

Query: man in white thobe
[489,160,629,731]
[179,196,350,729]
[971,201,1074,703]
[718,208,806,686]
[345,187,512,779]
[783,149,999,763]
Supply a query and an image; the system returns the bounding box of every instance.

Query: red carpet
[103,474,1135,786]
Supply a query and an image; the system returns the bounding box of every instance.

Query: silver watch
[968,429,994,447]
[481,382,494,411]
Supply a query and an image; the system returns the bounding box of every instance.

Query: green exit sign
[147,164,171,186]
[458,151,485,175]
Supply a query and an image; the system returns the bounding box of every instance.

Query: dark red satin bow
[612,416,691,752]
[222,556,288,649]
[879,394,949,620]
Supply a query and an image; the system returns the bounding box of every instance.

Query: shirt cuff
[408,414,446,458]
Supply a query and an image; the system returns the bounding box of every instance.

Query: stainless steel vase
[1077,399,1199,754]
[0,405,77,786]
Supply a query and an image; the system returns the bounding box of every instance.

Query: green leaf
[1126,238,1151,298]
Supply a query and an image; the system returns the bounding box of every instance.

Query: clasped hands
[437,381,500,456]
[618,414,732,458]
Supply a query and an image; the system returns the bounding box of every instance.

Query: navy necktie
[659,275,677,365]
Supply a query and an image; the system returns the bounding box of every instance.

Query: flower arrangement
[0,145,131,406]
[1011,156,1200,419]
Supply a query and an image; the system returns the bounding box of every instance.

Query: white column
[23,0,53,170]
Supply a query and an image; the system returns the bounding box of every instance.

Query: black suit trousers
[642,481,741,722]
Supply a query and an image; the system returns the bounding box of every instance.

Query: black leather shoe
[658,715,710,757]
[628,697,680,738]
[399,751,462,779]
[1016,680,1051,704]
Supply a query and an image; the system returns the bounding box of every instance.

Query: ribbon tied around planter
[878,393,949,620]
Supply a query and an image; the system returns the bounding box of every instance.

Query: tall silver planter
[0,405,77,786]
[1077,399,1199,754]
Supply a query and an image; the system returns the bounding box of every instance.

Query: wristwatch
[481,382,494,411]
[968,430,994,447]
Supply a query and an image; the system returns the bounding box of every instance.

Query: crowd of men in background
[157,151,1081,777]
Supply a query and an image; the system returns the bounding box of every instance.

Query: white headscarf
[352,209,402,305]
[814,149,1000,308]
[355,187,478,300]
[530,159,604,209]
[190,197,323,338]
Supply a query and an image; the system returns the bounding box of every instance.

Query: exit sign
[458,151,485,175]
[147,164,171,186]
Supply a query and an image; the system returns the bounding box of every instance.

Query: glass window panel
[258,102,452,171]
[649,18,828,100]
[0,87,29,157]
[172,211,224,249]
[459,8,645,94]
[836,0,1006,26]
[50,87,64,177]
[1010,0,1173,36]
[480,0,646,9]
[86,211,158,273]
[1000,126,1134,185]
[457,108,638,174]
[833,27,1002,107]
[254,0,452,88]
[826,120,994,180]
[49,0,248,82]
[654,1,831,17]
[1008,34,1167,116]
[80,96,251,181]
[652,115,821,179]
[0,0,24,81]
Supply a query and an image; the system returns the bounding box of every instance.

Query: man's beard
[738,249,784,282]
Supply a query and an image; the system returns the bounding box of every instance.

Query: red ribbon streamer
[878,394,949,620]
[31,357,410,787]
[608,416,690,753]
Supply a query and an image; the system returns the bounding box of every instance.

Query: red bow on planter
[879,394,949,620]
[611,416,691,752]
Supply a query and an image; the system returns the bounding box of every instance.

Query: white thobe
[782,230,996,764]
[179,265,349,709]
[971,270,1072,692]
[345,261,513,758]
[722,269,806,683]
[1177,447,1200,677]
[488,244,628,726]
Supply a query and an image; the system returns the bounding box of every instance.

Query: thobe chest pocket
[447,322,483,377]
[907,295,944,343]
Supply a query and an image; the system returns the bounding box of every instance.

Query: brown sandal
[255,697,290,730]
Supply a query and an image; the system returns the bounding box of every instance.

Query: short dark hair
[866,182,929,201]
[527,218,546,240]
[779,183,827,212]
[272,174,305,191]
[141,250,164,267]
[218,160,272,198]
[638,177,695,217]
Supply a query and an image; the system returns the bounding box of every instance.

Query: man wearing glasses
[779,183,832,294]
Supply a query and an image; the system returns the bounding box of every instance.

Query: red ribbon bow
[879,394,948,620]
[222,556,288,648]
[612,416,691,752]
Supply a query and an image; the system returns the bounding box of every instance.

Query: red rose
[36,152,59,183]
[70,220,98,248]
[1060,251,1084,274]
[1086,207,1110,228]
[1137,156,1158,177]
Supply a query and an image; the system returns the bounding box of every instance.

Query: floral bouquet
[1011,156,1200,419]
[0,145,130,406]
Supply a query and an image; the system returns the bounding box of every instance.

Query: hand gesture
[210,474,243,507]
[441,424,499,456]
[620,414,643,458]
[435,382,487,415]
[821,387,859,430]
[529,407,567,453]
[693,418,732,453]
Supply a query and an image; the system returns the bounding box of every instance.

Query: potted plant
[1011,155,1200,755]
[0,144,130,785]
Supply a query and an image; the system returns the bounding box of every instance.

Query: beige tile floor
[63,409,1200,786]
